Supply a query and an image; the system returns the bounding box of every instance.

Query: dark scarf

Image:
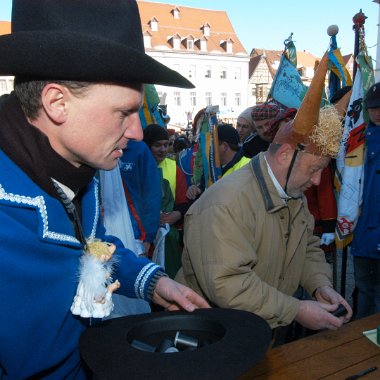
[0,92,96,199]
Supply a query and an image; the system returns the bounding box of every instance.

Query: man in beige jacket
[176,53,353,331]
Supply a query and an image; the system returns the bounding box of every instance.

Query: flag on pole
[328,32,353,100]
[268,34,308,109]
[335,45,374,248]
[139,84,165,129]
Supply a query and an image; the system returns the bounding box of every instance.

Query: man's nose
[124,114,143,141]
[310,171,322,186]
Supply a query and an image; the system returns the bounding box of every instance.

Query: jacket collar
[0,150,99,247]
[250,153,292,213]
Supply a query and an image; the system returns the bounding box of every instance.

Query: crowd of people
[0,0,379,378]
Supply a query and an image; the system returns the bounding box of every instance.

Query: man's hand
[295,286,352,330]
[160,211,181,225]
[186,185,202,200]
[314,285,352,322]
[152,276,210,312]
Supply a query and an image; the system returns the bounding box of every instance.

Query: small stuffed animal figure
[71,240,120,318]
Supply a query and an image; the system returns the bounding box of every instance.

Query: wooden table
[240,313,380,380]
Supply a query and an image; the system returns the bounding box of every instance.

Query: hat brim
[366,99,380,109]
[0,31,194,89]
[79,308,271,380]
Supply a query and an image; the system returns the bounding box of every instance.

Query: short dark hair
[14,76,92,120]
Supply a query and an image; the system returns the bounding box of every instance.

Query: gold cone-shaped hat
[272,52,331,155]
[333,89,352,117]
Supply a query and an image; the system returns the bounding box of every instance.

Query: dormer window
[182,35,195,50]
[171,7,180,19]
[143,30,152,48]
[195,36,208,52]
[220,37,234,54]
[201,23,211,37]
[149,17,159,32]
[168,33,181,50]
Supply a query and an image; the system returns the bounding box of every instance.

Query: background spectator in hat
[239,105,269,158]
[0,0,209,378]
[176,53,352,333]
[350,82,380,319]
[250,101,298,154]
[143,124,190,279]
[236,106,255,143]
[186,124,250,200]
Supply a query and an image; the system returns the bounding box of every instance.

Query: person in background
[176,53,352,333]
[118,140,161,256]
[186,124,250,200]
[174,135,195,188]
[304,87,352,263]
[350,82,380,319]
[143,124,190,279]
[0,1,209,378]
[245,101,297,158]
[237,106,270,158]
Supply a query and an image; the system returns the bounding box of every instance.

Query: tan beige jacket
[176,153,332,328]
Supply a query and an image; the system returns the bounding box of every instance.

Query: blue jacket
[0,149,161,379]
[119,141,161,243]
[351,121,380,259]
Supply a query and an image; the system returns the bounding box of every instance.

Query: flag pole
[374,0,380,81]
[352,9,367,80]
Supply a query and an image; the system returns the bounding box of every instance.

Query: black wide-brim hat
[0,0,194,89]
[80,308,271,380]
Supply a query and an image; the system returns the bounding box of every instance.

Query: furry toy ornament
[71,240,120,318]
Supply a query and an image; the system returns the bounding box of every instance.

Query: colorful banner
[139,84,165,129]
[335,51,374,247]
[268,54,308,109]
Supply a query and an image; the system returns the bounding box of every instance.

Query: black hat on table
[80,308,271,380]
[0,0,193,89]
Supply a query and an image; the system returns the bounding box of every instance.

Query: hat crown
[292,52,328,136]
[12,0,144,52]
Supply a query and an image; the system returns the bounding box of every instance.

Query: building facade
[137,1,250,129]
[0,21,13,96]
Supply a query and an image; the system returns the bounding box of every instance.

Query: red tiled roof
[252,48,320,68]
[137,1,247,55]
[0,21,11,35]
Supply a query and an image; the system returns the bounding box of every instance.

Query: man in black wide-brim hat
[0,1,213,378]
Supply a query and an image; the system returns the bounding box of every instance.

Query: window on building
[173,36,181,50]
[234,93,241,107]
[150,18,158,32]
[174,91,181,107]
[297,67,306,77]
[188,65,196,79]
[220,67,227,79]
[205,66,211,78]
[220,92,227,107]
[200,39,207,52]
[0,79,7,91]
[233,68,241,80]
[187,39,194,50]
[190,92,197,107]
[206,92,212,106]
[143,34,152,48]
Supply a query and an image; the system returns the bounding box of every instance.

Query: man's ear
[275,143,294,166]
[40,83,69,124]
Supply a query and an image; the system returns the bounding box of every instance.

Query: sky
[1,0,379,60]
